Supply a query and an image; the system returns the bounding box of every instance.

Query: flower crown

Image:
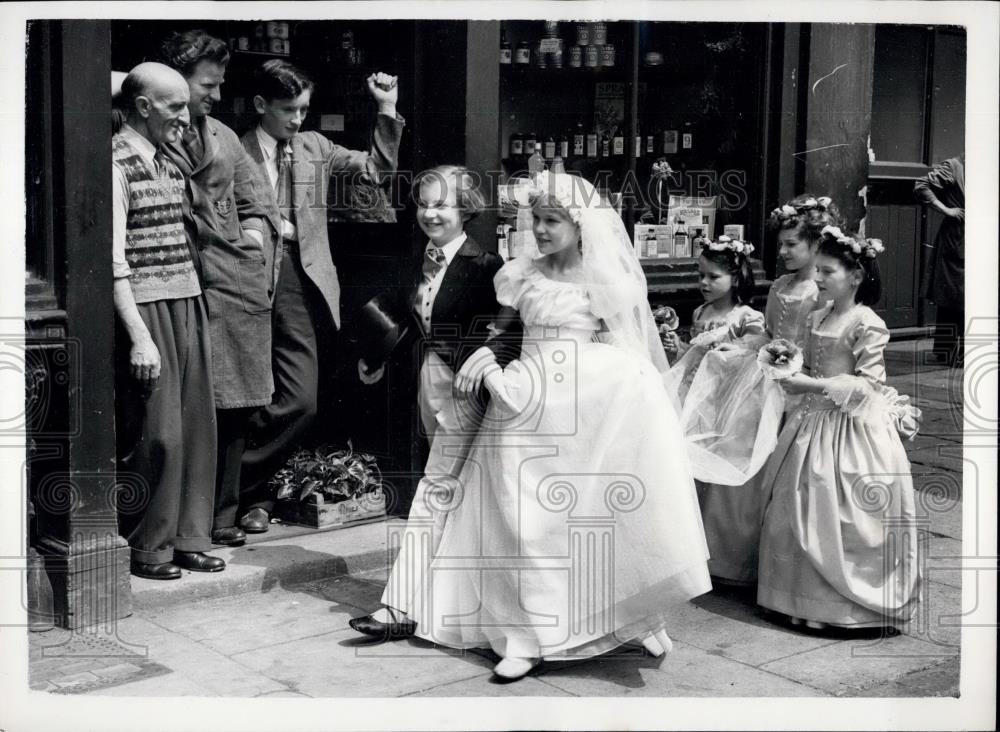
[820,225,885,258]
[705,234,755,257]
[770,196,834,225]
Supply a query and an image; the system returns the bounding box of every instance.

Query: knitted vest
[112,133,201,303]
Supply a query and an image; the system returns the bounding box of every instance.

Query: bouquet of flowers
[270,442,383,503]
[690,320,732,349]
[756,338,804,380]
[652,305,680,334]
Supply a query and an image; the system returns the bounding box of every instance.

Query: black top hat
[347,290,412,366]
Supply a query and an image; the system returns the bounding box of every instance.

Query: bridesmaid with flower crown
[757,226,921,629]
[664,237,783,585]
[765,195,841,349]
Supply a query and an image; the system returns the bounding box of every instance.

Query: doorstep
[129,518,395,611]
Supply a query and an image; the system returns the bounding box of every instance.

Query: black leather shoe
[211,527,246,546]
[131,561,182,580]
[349,609,417,641]
[173,551,226,572]
[239,508,270,534]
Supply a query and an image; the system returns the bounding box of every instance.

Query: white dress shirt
[255,125,298,241]
[415,233,467,332]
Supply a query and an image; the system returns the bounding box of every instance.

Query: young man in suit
[349,166,514,639]
[157,31,276,550]
[112,62,219,579]
[238,60,405,532]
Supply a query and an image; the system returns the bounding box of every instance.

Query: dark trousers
[240,245,325,513]
[116,297,216,564]
[933,304,965,366]
[213,407,254,529]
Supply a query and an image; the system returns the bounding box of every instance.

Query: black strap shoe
[131,561,182,580]
[173,551,226,572]
[239,508,270,534]
[349,607,416,640]
[211,527,247,546]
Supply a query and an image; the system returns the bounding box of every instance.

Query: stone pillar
[29,20,131,630]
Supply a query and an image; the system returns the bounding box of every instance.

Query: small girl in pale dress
[664,240,782,584]
[765,195,841,350]
[757,227,920,629]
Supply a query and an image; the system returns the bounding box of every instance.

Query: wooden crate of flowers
[271,443,386,529]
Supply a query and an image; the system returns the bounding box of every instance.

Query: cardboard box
[633,224,656,257]
[655,225,674,256]
[723,224,745,241]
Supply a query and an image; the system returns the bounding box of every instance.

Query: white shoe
[641,630,674,657]
[493,657,538,680]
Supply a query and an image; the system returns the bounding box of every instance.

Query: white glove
[453,345,499,395]
[483,368,520,413]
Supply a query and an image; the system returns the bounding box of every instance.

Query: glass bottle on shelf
[525,131,537,156]
[600,132,611,158]
[572,122,585,157]
[612,127,624,156]
[557,131,569,159]
[509,131,524,159]
[568,45,583,68]
[500,30,512,65]
[586,128,599,158]
[515,41,531,65]
[543,133,556,160]
[634,122,642,159]
[497,223,510,260]
[527,147,546,176]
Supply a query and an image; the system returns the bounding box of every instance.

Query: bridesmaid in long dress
[664,240,779,585]
[757,226,921,629]
[765,195,841,349]
[410,172,712,680]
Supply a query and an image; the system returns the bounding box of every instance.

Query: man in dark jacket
[158,30,276,547]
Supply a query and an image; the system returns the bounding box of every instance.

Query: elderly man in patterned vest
[113,62,224,579]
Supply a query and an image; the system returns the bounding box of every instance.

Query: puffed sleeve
[728,306,768,349]
[494,257,532,309]
[852,313,890,386]
[822,311,890,418]
[736,306,766,337]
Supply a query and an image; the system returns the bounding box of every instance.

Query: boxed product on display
[723,224,745,241]
[634,224,657,257]
[670,196,716,241]
[655,225,674,256]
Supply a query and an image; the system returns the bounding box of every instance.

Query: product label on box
[675,207,703,227]
[724,224,745,240]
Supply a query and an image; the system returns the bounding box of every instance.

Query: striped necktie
[275,141,295,226]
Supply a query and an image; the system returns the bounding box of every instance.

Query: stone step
[129,519,394,611]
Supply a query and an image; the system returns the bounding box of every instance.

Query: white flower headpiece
[770,195,834,225]
[706,234,755,258]
[820,225,885,258]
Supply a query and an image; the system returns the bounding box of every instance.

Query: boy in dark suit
[238,60,405,532]
[350,166,513,639]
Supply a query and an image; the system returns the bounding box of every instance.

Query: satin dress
[757,304,921,626]
[412,257,712,661]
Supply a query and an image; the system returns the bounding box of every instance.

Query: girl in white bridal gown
[409,172,711,680]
